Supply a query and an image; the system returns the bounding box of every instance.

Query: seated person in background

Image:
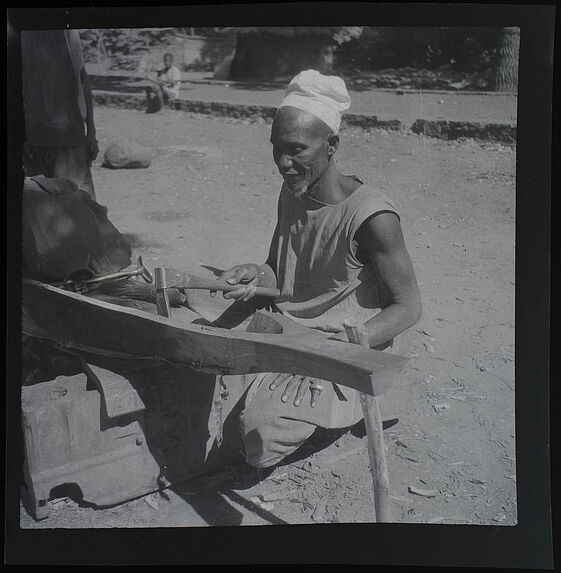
[145,52,182,112]
[214,70,422,472]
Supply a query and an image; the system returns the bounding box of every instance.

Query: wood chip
[260,490,298,503]
[433,403,450,413]
[49,497,78,509]
[417,328,432,337]
[302,499,314,511]
[428,516,471,524]
[312,499,327,522]
[449,393,486,402]
[408,486,438,498]
[427,516,445,524]
[424,342,435,353]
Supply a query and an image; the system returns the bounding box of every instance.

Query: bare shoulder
[356,211,406,252]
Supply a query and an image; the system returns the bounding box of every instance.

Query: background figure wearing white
[145,52,182,112]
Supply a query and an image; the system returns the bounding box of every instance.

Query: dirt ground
[20,105,516,528]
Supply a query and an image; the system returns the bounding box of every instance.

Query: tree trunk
[495,27,520,92]
[96,30,110,72]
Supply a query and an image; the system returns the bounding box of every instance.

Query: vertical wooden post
[343,320,392,523]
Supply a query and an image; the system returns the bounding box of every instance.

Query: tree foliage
[79,26,518,90]
[333,27,503,72]
[79,28,177,68]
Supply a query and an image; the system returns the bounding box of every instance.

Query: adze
[154,266,280,318]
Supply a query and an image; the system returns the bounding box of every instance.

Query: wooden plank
[22,280,408,396]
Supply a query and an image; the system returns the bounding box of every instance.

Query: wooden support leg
[359,392,392,522]
[343,320,392,523]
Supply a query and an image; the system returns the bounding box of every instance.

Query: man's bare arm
[352,212,422,347]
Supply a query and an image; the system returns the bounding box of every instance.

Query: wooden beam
[22,280,408,397]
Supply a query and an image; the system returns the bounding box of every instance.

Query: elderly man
[222,70,422,471]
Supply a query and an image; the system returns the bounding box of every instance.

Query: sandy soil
[20,105,516,528]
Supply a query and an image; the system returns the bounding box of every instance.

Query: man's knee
[240,406,316,468]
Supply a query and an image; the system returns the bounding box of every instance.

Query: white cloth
[157,65,182,99]
[278,69,351,133]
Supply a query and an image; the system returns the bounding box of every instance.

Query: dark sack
[103,142,152,169]
[22,176,132,282]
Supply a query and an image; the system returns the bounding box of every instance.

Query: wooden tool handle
[180,275,280,298]
[217,283,281,298]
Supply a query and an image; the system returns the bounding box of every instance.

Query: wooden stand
[343,320,392,523]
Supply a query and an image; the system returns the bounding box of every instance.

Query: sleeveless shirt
[260,181,402,428]
[273,181,400,336]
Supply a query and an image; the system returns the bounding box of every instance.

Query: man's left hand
[269,374,323,408]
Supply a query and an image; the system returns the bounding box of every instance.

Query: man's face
[270,107,334,199]
[164,55,173,68]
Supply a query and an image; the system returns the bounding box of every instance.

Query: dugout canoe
[22,279,408,396]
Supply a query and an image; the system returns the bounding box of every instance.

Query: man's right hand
[212,263,262,301]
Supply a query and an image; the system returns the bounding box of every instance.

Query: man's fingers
[239,284,257,301]
[310,387,322,408]
[293,377,312,407]
[281,376,301,403]
[227,267,250,285]
[222,283,258,301]
[223,286,250,300]
[218,266,247,285]
[269,373,288,391]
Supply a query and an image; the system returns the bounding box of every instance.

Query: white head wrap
[277,69,351,134]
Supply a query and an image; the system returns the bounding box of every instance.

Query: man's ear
[327,133,339,157]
